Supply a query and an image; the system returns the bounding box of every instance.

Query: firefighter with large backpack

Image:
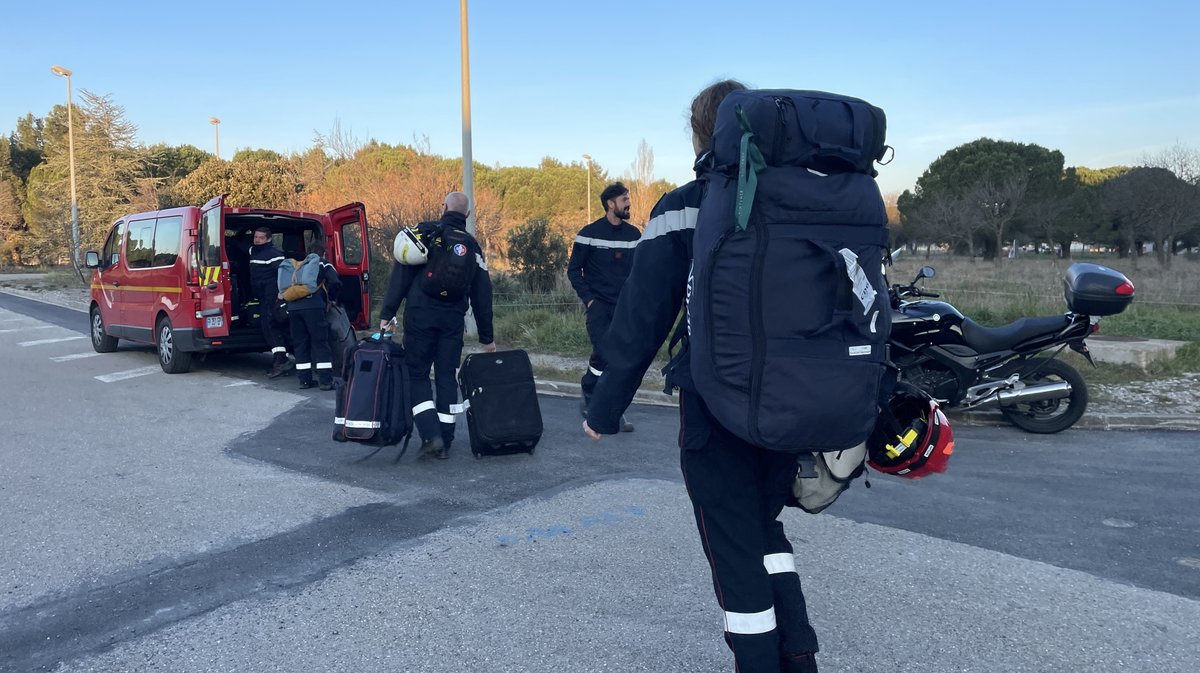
[380,191,496,460]
[582,81,954,673]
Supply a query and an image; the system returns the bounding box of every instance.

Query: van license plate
[205,316,224,329]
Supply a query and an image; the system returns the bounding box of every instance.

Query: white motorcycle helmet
[393,227,428,265]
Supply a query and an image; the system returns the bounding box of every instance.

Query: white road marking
[51,352,102,362]
[224,380,255,388]
[94,365,161,383]
[0,325,57,334]
[0,317,33,323]
[19,335,88,347]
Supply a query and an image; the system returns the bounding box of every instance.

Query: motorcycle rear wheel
[1001,358,1088,434]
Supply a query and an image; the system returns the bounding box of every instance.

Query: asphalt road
[1,291,1197,673]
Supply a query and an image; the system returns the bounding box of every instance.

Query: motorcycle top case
[1063,263,1135,316]
[459,349,542,456]
[334,336,411,446]
[688,89,891,453]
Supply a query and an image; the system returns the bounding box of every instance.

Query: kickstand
[392,434,414,464]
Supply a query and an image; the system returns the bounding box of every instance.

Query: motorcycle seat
[960,315,1072,353]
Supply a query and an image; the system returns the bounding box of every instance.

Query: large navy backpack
[687,89,892,452]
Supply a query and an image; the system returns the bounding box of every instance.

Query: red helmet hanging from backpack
[867,383,955,479]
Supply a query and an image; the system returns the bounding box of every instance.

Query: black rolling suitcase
[333,334,412,459]
[459,349,542,457]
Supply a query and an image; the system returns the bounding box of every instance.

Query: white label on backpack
[839,248,877,315]
[848,345,872,357]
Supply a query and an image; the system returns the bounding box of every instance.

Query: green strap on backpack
[734,105,766,231]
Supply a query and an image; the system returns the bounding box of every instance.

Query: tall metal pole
[209,117,221,159]
[459,0,475,235]
[52,66,79,270]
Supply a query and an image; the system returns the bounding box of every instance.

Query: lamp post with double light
[50,65,79,270]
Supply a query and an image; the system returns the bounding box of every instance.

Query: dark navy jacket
[248,243,286,301]
[567,216,641,305]
[587,179,703,434]
[379,211,495,345]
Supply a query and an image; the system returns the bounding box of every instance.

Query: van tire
[90,306,118,353]
[157,317,193,374]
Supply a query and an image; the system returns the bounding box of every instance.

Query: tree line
[4,92,1197,280]
[895,138,1200,267]
[0,92,675,281]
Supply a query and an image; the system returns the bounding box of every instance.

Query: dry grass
[889,253,1200,340]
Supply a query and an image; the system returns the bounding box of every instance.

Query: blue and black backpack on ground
[421,224,478,302]
[687,89,893,452]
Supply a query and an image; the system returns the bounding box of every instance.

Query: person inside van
[249,226,292,378]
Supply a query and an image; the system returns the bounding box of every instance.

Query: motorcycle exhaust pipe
[971,381,1073,410]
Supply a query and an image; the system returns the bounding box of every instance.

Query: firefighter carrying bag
[687,89,892,453]
[333,334,412,457]
[420,224,478,302]
[277,254,322,302]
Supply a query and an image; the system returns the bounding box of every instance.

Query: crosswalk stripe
[94,366,161,383]
[0,325,57,334]
[51,352,102,362]
[19,336,88,347]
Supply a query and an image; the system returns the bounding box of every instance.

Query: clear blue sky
[3,0,1197,195]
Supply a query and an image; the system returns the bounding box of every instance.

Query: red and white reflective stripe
[723,607,776,635]
[345,420,381,429]
[295,362,312,370]
[438,413,456,424]
[413,400,436,415]
[763,553,796,575]
[315,362,333,370]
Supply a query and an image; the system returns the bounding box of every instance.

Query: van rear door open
[197,196,231,338]
[326,202,370,328]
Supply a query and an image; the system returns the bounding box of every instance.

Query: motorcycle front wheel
[1001,358,1088,434]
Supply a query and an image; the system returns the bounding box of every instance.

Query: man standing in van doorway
[568,182,639,432]
[249,226,292,378]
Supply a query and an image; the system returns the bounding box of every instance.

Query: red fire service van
[84,195,370,373]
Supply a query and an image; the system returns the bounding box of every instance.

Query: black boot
[267,353,292,379]
[782,652,818,673]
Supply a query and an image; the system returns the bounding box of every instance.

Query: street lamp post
[50,65,79,270]
[459,0,475,235]
[582,154,592,222]
[209,117,221,159]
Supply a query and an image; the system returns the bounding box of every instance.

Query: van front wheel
[157,317,193,374]
[90,307,118,353]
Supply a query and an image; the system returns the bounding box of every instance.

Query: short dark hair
[253,226,272,237]
[600,182,629,212]
[690,79,748,152]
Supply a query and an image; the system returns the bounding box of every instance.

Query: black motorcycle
[887,262,1135,433]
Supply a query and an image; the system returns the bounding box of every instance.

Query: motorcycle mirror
[919,266,936,279]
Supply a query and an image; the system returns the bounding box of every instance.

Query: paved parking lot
[1,291,1198,673]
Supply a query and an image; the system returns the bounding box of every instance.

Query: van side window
[341,221,363,265]
[127,220,156,269]
[152,216,183,267]
[102,221,125,268]
[200,208,221,267]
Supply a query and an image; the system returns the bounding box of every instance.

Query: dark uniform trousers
[405,307,465,447]
[289,307,333,385]
[581,299,616,400]
[679,390,819,673]
[256,294,288,359]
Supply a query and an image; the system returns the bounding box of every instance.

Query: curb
[536,379,1200,432]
